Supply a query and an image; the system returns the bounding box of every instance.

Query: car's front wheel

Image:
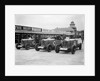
[16,43,21,49]
[35,44,40,51]
[25,44,30,50]
[55,45,60,53]
[47,45,52,52]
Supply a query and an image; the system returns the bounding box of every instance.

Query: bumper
[18,44,23,47]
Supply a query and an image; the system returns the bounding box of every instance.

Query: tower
[70,21,77,37]
[70,21,77,31]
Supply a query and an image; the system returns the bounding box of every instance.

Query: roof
[15,25,41,29]
[53,27,74,32]
[15,30,74,35]
[65,27,74,32]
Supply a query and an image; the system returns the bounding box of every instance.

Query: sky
[15,14,85,30]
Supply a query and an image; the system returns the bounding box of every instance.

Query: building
[15,21,79,43]
[15,25,42,43]
[15,25,71,43]
[52,21,77,35]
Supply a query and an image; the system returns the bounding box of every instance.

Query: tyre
[47,45,52,52]
[25,44,30,50]
[16,43,21,49]
[79,43,82,50]
[55,45,60,53]
[35,44,40,51]
[71,46,76,54]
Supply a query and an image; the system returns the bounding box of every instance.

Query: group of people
[28,34,41,44]
[27,34,84,44]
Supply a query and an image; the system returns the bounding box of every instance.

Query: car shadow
[59,50,71,54]
[39,50,47,52]
[17,47,35,50]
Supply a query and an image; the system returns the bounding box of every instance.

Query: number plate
[60,48,68,50]
[38,46,44,48]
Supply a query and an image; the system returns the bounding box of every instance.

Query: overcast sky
[15,14,84,30]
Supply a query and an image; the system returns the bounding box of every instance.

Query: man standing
[34,35,41,44]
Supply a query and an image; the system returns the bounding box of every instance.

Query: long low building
[15,25,75,43]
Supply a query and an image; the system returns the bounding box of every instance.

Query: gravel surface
[15,43,84,65]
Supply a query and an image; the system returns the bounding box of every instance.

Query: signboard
[23,26,32,31]
[32,27,42,32]
[15,25,22,30]
[15,25,42,32]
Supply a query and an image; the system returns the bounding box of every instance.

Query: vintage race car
[16,38,36,50]
[35,37,55,52]
[55,37,82,54]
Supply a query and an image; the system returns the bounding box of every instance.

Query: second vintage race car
[35,37,55,52]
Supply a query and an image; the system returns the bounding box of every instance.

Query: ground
[15,43,84,65]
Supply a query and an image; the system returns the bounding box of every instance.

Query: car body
[16,38,36,50]
[55,37,82,54]
[35,37,55,52]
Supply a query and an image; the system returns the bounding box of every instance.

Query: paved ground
[15,43,84,65]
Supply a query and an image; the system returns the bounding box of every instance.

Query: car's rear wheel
[47,45,52,52]
[79,43,82,50]
[25,44,30,50]
[71,46,76,54]
[55,45,60,53]
[35,44,40,51]
[16,43,21,49]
